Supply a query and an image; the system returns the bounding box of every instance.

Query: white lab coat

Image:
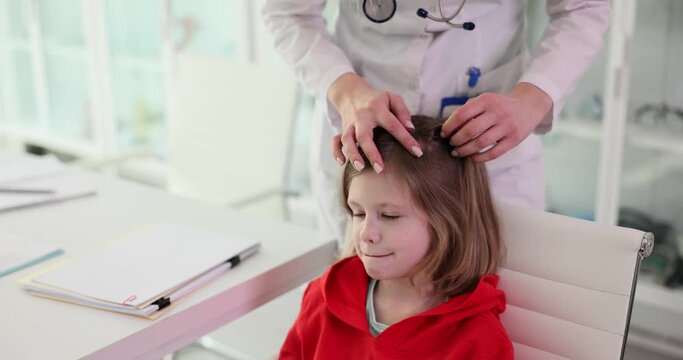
[263,0,610,243]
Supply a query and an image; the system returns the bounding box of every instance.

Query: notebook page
[31,223,259,307]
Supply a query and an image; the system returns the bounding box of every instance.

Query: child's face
[347,171,431,281]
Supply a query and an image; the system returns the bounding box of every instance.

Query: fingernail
[406,121,415,130]
[336,157,344,166]
[353,160,364,171]
[451,149,459,157]
[412,146,423,157]
[373,163,383,174]
[440,131,446,138]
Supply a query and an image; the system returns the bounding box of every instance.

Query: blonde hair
[341,115,503,297]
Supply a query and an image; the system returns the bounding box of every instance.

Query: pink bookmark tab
[122,294,137,306]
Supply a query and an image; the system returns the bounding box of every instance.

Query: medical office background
[0,0,682,359]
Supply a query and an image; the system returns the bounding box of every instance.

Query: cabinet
[531,0,683,356]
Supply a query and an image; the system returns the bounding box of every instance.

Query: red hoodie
[280,256,513,359]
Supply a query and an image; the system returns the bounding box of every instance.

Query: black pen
[150,244,261,311]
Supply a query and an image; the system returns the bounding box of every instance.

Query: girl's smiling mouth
[363,253,392,258]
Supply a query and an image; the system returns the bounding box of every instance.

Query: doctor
[263,0,610,243]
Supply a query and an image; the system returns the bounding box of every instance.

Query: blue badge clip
[467,66,481,88]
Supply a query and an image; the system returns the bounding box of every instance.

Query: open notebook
[20,223,260,319]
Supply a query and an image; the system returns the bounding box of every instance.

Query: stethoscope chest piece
[363,0,397,23]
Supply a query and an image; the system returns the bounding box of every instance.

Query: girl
[280,116,513,359]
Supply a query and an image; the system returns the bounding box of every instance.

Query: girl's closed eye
[382,214,400,220]
[352,212,366,218]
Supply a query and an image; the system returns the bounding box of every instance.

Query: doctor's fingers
[452,125,505,158]
[340,127,366,171]
[447,112,497,147]
[471,136,515,163]
[354,120,384,173]
[331,134,346,165]
[376,109,423,158]
[387,93,413,130]
[440,94,489,138]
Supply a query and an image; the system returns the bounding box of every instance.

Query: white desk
[0,168,336,359]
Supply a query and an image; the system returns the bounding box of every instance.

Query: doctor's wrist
[510,82,553,126]
[327,72,369,110]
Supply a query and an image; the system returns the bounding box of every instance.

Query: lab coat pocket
[474,51,530,94]
[439,74,468,119]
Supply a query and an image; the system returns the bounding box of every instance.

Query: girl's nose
[360,217,380,244]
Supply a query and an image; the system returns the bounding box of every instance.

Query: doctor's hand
[328,73,423,174]
[440,82,553,163]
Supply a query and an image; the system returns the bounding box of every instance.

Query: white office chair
[168,54,300,219]
[167,55,302,360]
[497,203,654,359]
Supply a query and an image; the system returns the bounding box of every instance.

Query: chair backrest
[497,203,653,360]
[168,55,299,205]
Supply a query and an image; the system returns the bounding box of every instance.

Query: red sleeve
[488,337,514,360]
[278,280,319,359]
[453,333,514,360]
[279,324,302,359]
[451,314,515,359]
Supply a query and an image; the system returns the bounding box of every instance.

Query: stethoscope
[363,0,475,30]
[363,0,481,119]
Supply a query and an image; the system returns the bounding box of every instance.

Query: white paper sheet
[30,223,260,308]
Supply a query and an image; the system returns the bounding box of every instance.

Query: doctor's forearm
[262,0,354,99]
[521,0,611,122]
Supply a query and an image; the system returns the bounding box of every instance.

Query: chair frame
[620,232,654,358]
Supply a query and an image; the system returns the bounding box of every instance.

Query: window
[0,0,319,193]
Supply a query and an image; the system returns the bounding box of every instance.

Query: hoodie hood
[321,256,507,354]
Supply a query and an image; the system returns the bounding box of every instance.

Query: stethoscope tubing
[417,0,475,30]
